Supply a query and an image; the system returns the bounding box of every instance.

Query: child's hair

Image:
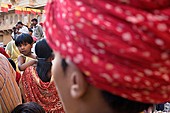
[35,39,53,82]
[11,102,45,113]
[8,58,16,71]
[15,33,33,47]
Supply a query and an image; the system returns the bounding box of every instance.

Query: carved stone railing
[0,13,44,31]
[9,0,47,7]
[0,0,47,31]
[0,12,16,30]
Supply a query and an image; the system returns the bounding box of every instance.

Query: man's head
[52,52,151,113]
[44,0,170,113]
[17,21,23,28]
[31,18,38,26]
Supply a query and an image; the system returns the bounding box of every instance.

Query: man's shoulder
[20,26,29,33]
[0,54,8,84]
[0,55,5,87]
[36,24,43,28]
[22,26,29,30]
[0,73,5,90]
[0,54,9,68]
[0,54,7,60]
[23,25,28,28]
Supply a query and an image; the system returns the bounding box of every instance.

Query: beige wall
[0,11,45,46]
[3,34,11,45]
[0,0,46,46]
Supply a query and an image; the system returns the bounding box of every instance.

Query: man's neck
[77,87,115,113]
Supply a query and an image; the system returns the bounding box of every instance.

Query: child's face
[17,43,32,56]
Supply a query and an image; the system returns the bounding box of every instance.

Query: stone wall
[0,0,47,45]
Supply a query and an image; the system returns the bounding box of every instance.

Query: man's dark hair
[17,21,23,25]
[11,102,45,113]
[31,18,38,23]
[15,33,33,47]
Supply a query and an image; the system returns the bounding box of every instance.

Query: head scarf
[44,0,170,104]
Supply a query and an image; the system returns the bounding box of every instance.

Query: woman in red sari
[20,39,64,113]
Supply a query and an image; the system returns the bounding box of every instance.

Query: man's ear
[70,72,88,99]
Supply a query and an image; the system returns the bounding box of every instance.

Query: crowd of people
[0,18,65,113]
[0,0,170,113]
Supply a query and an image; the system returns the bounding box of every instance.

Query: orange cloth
[16,72,21,85]
[0,54,22,112]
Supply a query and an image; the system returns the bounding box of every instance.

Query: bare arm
[18,55,37,71]
[27,53,37,59]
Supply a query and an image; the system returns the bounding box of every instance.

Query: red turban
[44,0,170,103]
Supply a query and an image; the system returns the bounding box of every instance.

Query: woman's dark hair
[11,102,45,113]
[101,91,152,113]
[8,58,16,71]
[60,59,152,113]
[35,39,53,82]
[15,33,33,47]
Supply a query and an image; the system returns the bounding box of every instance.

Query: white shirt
[32,24,44,40]
[19,26,29,34]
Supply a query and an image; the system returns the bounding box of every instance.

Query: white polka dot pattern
[45,0,170,103]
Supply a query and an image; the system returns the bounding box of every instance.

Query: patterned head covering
[44,0,170,103]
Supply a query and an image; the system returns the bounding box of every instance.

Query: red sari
[20,66,65,113]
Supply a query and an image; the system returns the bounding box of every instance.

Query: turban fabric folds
[44,0,170,103]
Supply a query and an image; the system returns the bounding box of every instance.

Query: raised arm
[18,55,37,71]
